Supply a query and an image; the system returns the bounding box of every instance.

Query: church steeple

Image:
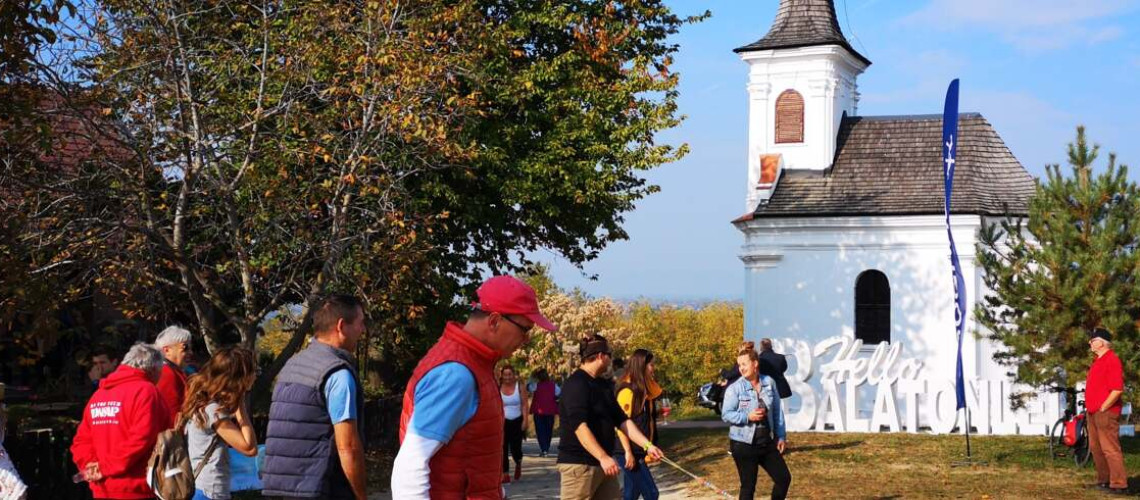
[736,0,871,212]
[735,0,871,66]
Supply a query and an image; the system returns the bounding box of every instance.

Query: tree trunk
[251,301,316,411]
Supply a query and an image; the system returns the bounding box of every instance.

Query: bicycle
[1047,386,1091,467]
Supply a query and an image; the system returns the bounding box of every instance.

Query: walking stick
[657,456,735,498]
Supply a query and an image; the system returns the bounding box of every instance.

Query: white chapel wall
[738,214,1060,435]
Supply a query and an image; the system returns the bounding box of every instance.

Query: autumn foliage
[509,274,742,407]
[1,1,706,397]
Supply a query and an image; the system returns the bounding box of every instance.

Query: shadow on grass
[784,439,863,456]
[1126,476,1140,493]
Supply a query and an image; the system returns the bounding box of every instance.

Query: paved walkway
[372,432,728,499]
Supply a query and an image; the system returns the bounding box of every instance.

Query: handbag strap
[192,434,222,479]
[185,411,223,480]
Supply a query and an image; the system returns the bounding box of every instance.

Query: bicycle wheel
[1073,418,1092,467]
[1048,418,1066,461]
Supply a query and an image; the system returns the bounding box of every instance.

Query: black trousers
[503,416,524,472]
[730,439,791,500]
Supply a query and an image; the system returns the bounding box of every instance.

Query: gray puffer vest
[261,341,364,498]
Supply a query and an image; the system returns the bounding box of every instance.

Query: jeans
[730,439,791,500]
[534,414,556,453]
[614,453,659,500]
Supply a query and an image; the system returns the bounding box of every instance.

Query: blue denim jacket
[721,374,786,444]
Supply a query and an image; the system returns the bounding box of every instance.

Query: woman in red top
[529,368,559,457]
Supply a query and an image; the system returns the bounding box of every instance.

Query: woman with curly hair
[182,347,259,500]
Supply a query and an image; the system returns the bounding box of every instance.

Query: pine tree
[977,126,1138,406]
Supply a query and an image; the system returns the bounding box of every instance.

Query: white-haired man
[71,343,169,499]
[154,326,193,425]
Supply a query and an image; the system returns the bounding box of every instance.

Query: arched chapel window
[855,270,890,345]
[775,90,804,144]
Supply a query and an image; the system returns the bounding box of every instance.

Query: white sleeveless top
[501,382,522,420]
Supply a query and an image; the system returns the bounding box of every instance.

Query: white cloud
[1089,26,1126,44]
[901,0,1138,51]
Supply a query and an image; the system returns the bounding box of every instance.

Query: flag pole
[943,78,985,467]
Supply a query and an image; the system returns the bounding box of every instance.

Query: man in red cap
[393,276,557,499]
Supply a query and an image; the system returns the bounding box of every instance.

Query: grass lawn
[671,403,722,422]
[655,428,1140,499]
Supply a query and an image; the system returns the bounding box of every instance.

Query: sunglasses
[502,315,534,334]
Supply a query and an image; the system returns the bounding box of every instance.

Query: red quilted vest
[400,322,504,499]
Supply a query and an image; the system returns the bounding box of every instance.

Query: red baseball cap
[474,276,558,332]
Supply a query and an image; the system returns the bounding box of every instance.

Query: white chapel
[732,0,1058,435]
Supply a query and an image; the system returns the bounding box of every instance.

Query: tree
[625,301,742,404]
[4,0,703,396]
[0,0,73,114]
[509,290,631,379]
[0,0,93,366]
[976,126,1139,406]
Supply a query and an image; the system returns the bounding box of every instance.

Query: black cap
[1089,327,1112,342]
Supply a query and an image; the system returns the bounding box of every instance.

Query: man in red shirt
[1085,327,1128,494]
[154,326,192,425]
[71,343,170,499]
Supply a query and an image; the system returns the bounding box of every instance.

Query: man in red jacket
[71,343,170,499]
[1085,328,1128,494]
[393,276,558,499]
[154,326,192,425]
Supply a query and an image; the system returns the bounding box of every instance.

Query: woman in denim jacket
[721,342,791,500]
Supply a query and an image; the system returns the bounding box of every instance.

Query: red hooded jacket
[71,365,170,499]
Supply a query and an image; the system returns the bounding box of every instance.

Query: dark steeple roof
[735,0,872,66]
[742,114,1036,219]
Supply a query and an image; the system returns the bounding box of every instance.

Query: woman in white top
[499,364,529,483]
[182,347,259,500]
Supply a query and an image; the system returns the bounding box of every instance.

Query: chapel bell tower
[737,0,872,212]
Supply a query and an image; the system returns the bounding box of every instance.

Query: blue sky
[543,0,1140,301]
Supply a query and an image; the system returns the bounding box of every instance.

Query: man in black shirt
[758,338,792,399]
[557,334,664,500]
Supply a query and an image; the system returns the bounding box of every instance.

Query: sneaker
[501,473,511,484]
[1105,488,1131,496]
[514,463,522,481]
